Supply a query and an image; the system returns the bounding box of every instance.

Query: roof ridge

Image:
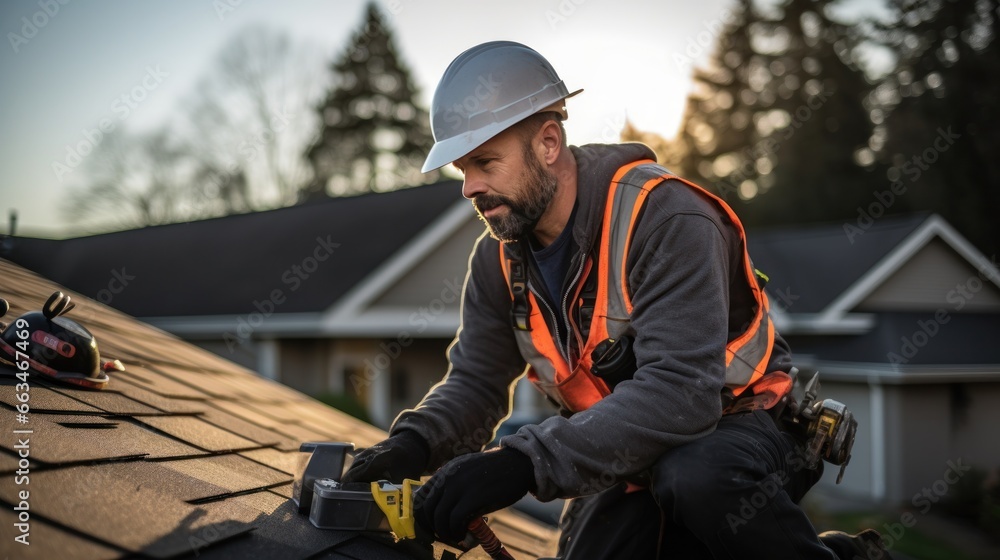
[38,179,462,242]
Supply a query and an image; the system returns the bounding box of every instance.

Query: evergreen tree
[620,118,685,171]
[303,3,437,199]
[677,0,883,227]
[747,0,884,226]
[677,0,761,203]
[874,0,1000,256]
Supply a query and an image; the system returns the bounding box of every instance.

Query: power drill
[783,372,857,484]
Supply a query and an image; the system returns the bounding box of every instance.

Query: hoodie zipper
[560,256,588,362]
[527,281,563,358]
[527,253,588,365]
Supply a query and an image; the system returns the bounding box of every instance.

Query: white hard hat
[421,41,582,173]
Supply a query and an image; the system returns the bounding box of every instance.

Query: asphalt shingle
[196,405,285,448]
[0,256,558,559]
[0,462,255,558]
[0,508,126,560]
[136,415,259,453]
[0,413,202,465]
[0,379,104,414]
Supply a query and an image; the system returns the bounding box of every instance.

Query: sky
[0,0,888,238]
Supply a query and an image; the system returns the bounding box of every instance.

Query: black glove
[413,446,535,544]
[341,430,430,484]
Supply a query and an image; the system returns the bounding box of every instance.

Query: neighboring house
[748,214,1000,504]
[5,180,999,508]
[0,258,558,559]
[3,182,506,429]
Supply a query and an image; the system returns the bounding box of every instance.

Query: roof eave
[798,359,1000,384]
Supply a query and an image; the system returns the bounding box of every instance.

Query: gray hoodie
[392,143,792,501]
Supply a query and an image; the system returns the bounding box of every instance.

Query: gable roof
[749,213,1000,333]
[0,258,557,559]
[4,181,464,318]
[817,214,1000,320]
[747,213,931,315]
[747,215,1000,369]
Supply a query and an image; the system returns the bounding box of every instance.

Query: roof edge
[797,359,1000,384]
[772,312,876,335]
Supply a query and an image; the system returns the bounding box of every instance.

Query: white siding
[370,217,484,310]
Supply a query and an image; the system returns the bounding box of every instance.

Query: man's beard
[473,144,558,243]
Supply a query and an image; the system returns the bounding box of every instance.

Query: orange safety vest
[500,161,787,413]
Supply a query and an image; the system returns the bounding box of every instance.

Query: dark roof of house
[3,181,464,318]
[4,189,933,321]
[747,213,931,313]
[786,311,1000,365]
[0,259,557,559]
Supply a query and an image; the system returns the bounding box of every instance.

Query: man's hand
[341,430,430,484]
[413,446,535,544]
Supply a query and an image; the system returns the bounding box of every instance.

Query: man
[343,41,884,559]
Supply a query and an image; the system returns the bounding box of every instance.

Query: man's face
[454,127,558,243]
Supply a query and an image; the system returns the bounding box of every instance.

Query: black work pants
[557,410,839,559]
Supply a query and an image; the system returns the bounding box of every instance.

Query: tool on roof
[0,291,123,390]
[294,442,517,559]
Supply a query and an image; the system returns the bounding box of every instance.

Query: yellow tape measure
[371,479,422,541]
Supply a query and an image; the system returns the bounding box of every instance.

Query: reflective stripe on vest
[501,161,775,413]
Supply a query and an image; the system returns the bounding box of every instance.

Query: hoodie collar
[569,142,658,252]
[501,142,657,259]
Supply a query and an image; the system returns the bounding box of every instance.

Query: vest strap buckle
[508,253,532,331]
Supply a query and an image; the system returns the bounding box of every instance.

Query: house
[6,180,999,508]
[0,257,558,559]
[2,181,512,430]
[748,213,1000,504]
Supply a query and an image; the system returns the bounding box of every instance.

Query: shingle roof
[785,311,1000,365]
[747,213,931,313]
[0,258,557,559]
[4,181,464,318]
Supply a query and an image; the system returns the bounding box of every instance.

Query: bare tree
[63,128,194,229]
[63,24,324,231]
[181,24,324,208]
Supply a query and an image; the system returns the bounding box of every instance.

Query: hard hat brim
[422,88,583,173]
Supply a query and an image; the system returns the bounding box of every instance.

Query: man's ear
[536,119,563,165]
